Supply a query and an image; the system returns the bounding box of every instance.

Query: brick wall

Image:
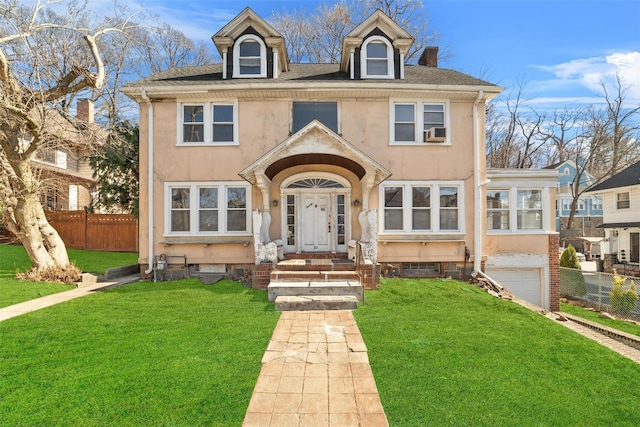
[252,264,273,290]
[549,234,560,311]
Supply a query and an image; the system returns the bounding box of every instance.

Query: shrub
[560,245,581,269]
[560,245,585,297]
[610,271,639,315]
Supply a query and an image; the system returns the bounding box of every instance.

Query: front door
[631,232,639,264]
[301,194,331,252]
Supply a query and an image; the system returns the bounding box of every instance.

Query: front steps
[268,256,363,311]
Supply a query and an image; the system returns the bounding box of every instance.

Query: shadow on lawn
[105,278,276,309]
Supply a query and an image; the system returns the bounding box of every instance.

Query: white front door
[301,194,331,252]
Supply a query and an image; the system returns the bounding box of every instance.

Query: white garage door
[485,268,543,308]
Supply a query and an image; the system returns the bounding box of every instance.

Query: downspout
[141,89,155,275]
[473,90,485,276]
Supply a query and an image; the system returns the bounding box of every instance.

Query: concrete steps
[269,256,362,311]
[274,295,359,311]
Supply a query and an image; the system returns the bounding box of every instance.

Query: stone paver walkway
[243,310,388,427]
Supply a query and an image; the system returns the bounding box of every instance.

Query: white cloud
[536,51,640,105]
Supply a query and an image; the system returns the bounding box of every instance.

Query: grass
[0,244,139,308]
[561,301,640,337]
[0,279,280,427]
[354,278,640,426]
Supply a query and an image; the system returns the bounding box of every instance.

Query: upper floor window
[381,182,463,233]
[179,102,238,145]
[361,36,393,79]
[292,101,338,133]
[593,197,603,211]
[391,100,449,145]
[233,35,267,78]
[616,192,630,209]
[166,182,250,235]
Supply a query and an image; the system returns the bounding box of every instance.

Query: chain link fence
[560,267,640,323]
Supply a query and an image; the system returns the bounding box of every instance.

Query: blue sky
[134,0,639,109]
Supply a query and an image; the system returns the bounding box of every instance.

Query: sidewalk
[0,274,140,322]
[243,310,388,427]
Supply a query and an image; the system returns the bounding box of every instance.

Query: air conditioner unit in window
[424,127,446,143]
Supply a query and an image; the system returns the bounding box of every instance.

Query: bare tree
[595,73,640,177]
[270,0,441,64]
[0,0,137,277]
[356,0,442,62]
[486,81,548,168]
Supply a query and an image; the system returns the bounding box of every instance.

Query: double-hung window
[487,190,510,230]
[487,187,545,232]
[381,182,463,233]
[233,34,267,78]
[361,37,393,78]
[390,100,449,144]
[166,182,250,235]
[517,189,542,230]
[179,102,238,145]
[616,192,630,209]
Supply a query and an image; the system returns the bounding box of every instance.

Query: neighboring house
[545,160,604,237]
[586,160,640,264]
[32,99,98,211]
[122,8,559,310]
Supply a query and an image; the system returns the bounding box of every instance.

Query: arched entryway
[280,172,352,254]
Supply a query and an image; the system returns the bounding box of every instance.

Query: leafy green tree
[89,122,139,216]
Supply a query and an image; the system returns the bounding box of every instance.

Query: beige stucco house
[123,8,559,311]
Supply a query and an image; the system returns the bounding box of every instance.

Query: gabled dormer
[340,10,414,80]
[212,7,289,79]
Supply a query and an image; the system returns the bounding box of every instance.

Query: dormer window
[361,36,394,79]
[233,34,267,78]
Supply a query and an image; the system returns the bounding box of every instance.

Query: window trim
[486,186,549,234]
[291,101,340,134]
[616,191,630,210]
[379,181,464,234]
[177,101,239,146]
[361,36,394,79]
[389,99,451,145]
[164,182,251,236]
[233,34,267,78]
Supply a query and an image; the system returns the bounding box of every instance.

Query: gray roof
[587,160,640,192]
[124,63,498,89]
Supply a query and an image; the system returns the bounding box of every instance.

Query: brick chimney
[418,46,439,68]
[76,98,94,123]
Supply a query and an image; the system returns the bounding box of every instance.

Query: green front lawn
[0,279,279,426]
[561,301,640,337]
[354,278,640,426]
[0,245,139,308]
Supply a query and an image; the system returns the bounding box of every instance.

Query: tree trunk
[3,159,70,270]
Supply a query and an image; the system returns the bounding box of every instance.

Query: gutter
[473,90,485,275]
[141,89,155,275]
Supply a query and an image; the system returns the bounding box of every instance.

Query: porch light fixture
[272,199,278,207]
[353,199,360,206]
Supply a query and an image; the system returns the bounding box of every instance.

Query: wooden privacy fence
[45,210,138,252]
